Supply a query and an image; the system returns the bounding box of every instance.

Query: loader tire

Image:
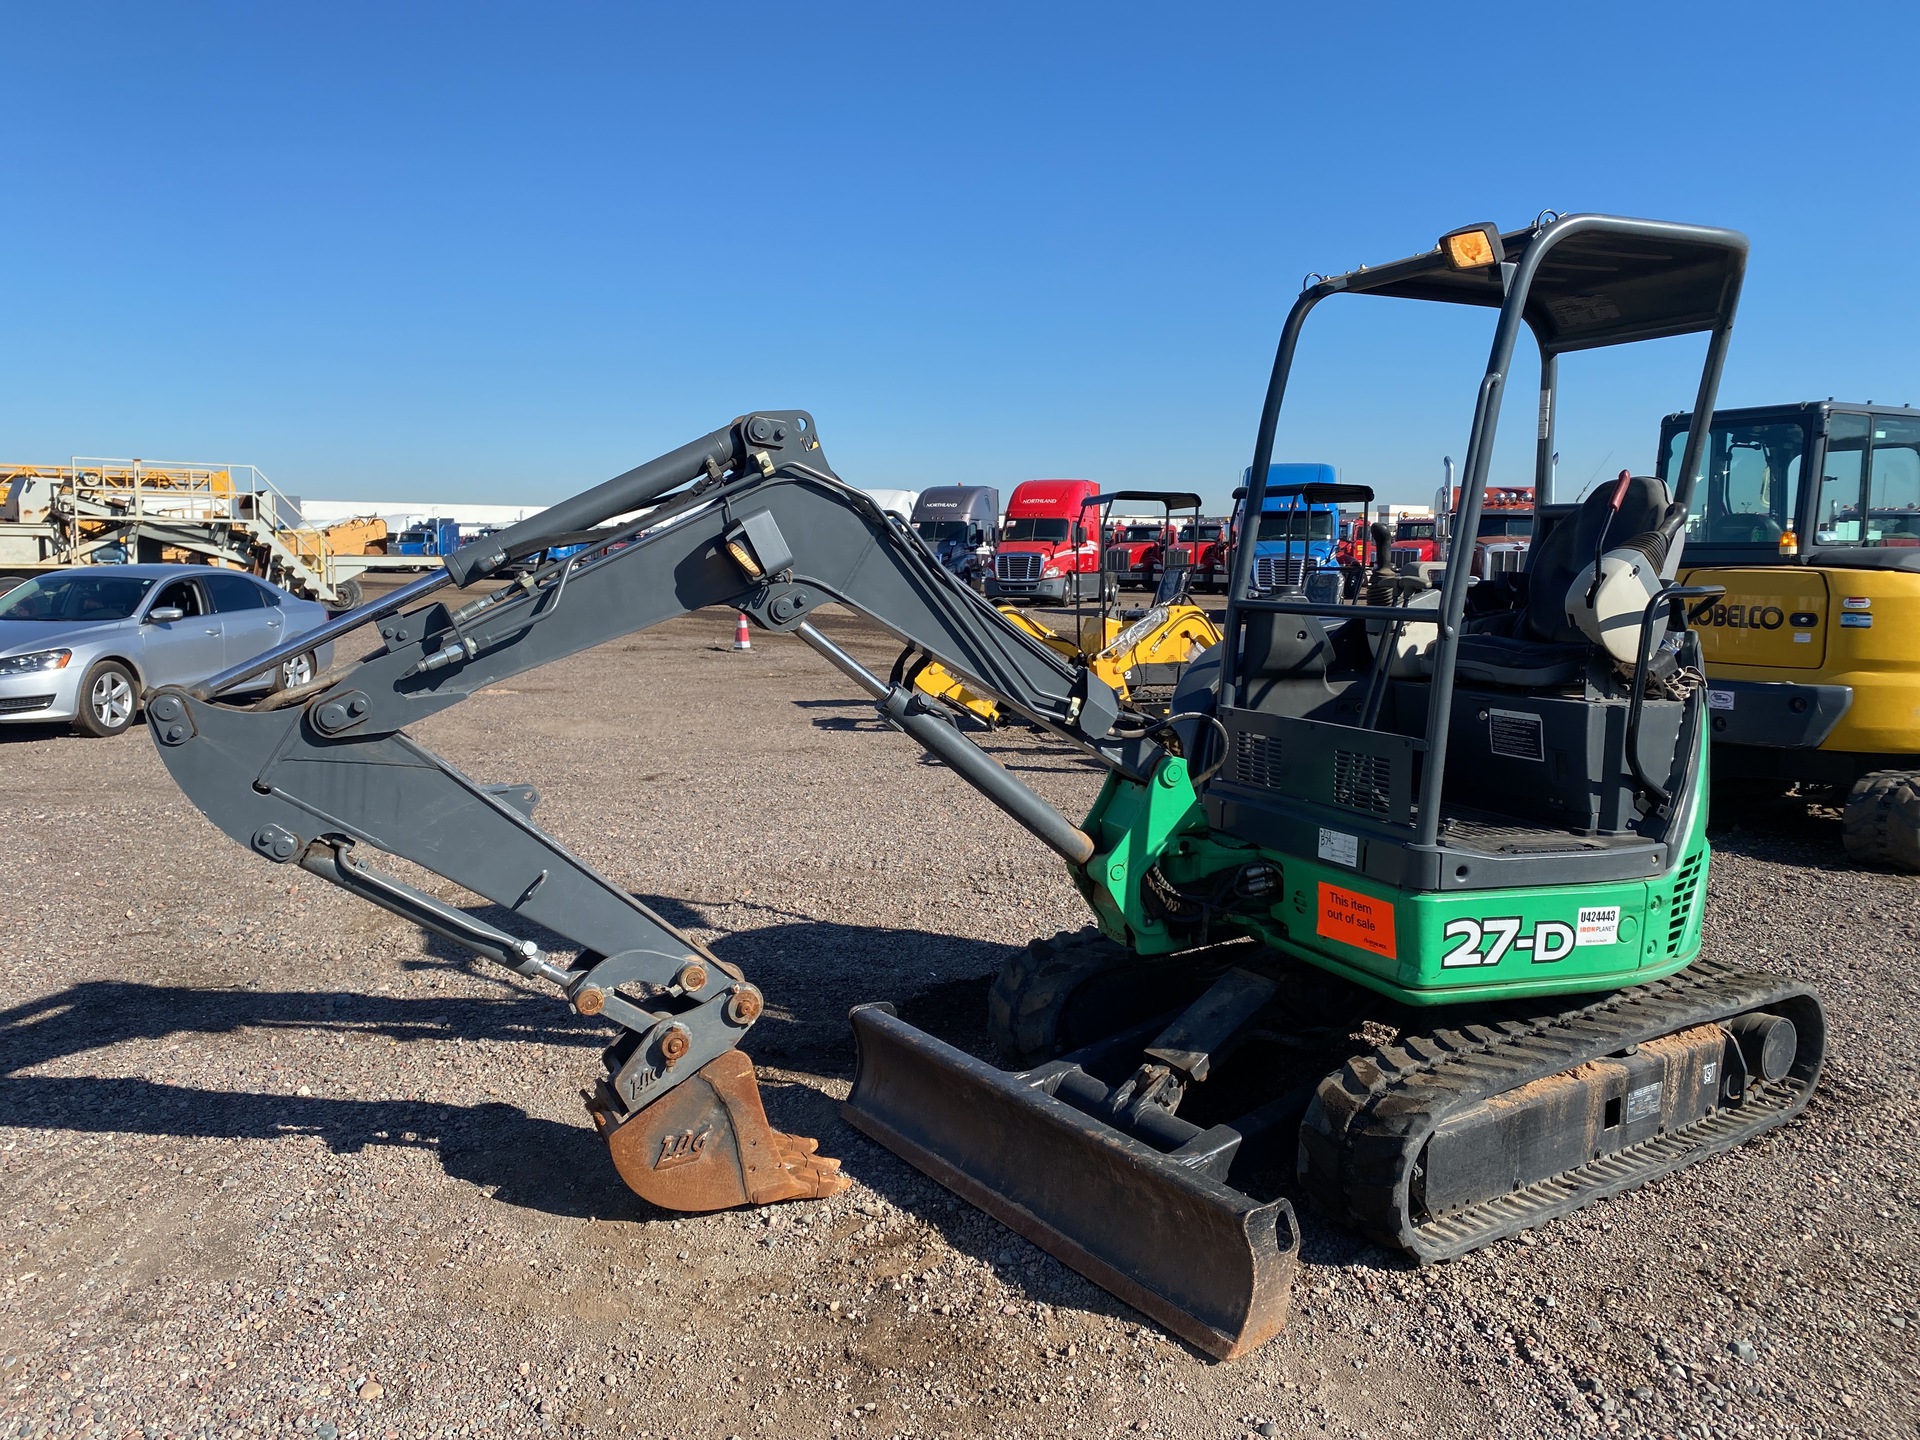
[1843,770,1920,872]
[987,928,1135,1068]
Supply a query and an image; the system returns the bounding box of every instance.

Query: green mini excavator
[147,213,1823,1361]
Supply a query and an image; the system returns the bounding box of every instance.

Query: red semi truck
[1390,486,1534,577]
[1148,517,1230,591]
[1104,517,1183,589]
[986,479,1102,604]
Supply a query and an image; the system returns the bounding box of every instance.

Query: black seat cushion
[1524,474,1672,643]
[1454,633,1590,688]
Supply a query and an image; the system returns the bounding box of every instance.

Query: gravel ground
[2,599,1916,1440]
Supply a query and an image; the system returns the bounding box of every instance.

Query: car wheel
[74,660,138,738]
[273,651,318,692]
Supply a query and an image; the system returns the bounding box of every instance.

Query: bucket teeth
[842,1002,1298,1360]
[598,1049,848,1211]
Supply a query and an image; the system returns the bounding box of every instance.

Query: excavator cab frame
[1219,214,1744,870]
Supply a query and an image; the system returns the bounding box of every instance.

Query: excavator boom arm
[146,412,1156,1210]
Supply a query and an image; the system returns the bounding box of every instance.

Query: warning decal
[1316,882,1397,960]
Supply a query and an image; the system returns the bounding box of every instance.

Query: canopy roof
[1325,215,1746,353]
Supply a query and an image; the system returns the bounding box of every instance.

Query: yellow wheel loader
[1667,401,1920,868]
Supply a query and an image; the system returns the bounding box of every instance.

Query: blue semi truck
[1232,463,1345,594]
[392,517,462,565]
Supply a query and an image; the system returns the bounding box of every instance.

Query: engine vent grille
[1104,546,1134,572]
[995,553,1042,582]
[0,694,56,715]
[1231,730,1284,790]
[1666,851,1705,955]
[1332,749,1393,815]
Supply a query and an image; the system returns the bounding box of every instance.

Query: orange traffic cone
[732,613,752,651]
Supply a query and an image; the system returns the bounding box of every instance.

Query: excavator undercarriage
[148,213,1825,1361]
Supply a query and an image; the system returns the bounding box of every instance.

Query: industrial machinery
[147,215,1823,1363]
[0,459,414,608]
[904,490,1223,724]
[1665,400,1920,868]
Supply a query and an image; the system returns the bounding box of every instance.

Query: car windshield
[1396,520,1436,541]
[0,571,157,621]
[1254,509,1336,542]
[1002,517,1069,543]
[914,520,969,542]
[1476,513,1533,538]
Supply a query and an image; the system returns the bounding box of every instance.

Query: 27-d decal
[1440,916,1576,967]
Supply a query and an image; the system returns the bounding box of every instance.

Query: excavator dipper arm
[146,412,1156,1211]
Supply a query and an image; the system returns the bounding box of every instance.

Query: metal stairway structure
[0,458,422,606]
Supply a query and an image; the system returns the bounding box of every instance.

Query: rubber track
[1298,958,1826,1263]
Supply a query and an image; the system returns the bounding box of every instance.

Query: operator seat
[1454,474,1674,689]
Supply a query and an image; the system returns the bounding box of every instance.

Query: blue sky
[4,3,1916,512]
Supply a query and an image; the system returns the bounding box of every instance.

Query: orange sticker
[1316,882,1397,959]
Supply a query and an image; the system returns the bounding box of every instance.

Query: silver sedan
[0,565,334,737]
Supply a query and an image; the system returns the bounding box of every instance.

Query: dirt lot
[2,602,1917,1440]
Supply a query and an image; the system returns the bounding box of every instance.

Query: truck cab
[1390,514,1441,569]
[393,517,461,560]
[1233,463,1342,592]
[909,486,1000,587]
[1105,518,1181,590]
[987,479,1101,604]
[1149,518,1229,591]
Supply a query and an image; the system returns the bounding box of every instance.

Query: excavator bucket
[842,1004,1298,1360]
[594,1050,849,1211]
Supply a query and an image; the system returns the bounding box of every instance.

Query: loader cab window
[1865,414,1920,545]
[1813,413,1869,544]
[1001,518,1069,543]
[1666,419,1807,547]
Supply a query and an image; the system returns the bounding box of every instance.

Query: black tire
[988,929,1135,1067]
[332,577,364,611]
[73,659,138,738]
[1842,770,1920,871]
[987,928,1236,1068]
[271,650,319,693]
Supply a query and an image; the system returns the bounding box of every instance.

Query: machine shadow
[0,978,641,1220]
[0,912,1022,1224]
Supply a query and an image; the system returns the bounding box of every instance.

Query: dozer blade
[842,1003,1299,1360]
[595,1050,849,1211]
